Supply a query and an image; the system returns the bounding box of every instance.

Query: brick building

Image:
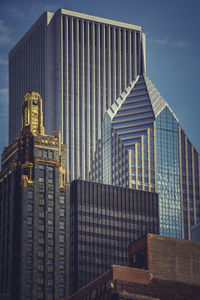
[67,234,200,300]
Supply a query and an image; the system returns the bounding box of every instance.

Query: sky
[0,0,200,157]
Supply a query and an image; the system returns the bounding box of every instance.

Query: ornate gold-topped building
[0,92,69,300]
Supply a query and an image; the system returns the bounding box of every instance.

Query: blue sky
[0,0,200,156]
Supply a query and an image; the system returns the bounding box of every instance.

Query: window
[48,233,53,239]
[27,230,32,238]
[59,234,64,243]
[48,259,53,265]
[26,283,31,292]
[59,274,64,283]
[44,150,48,158]
[59,261,64,270]
[39,149,43,157]
[59,287,64,296]
[48,207,53,213]
[59,247,64,256]
[39,165,45,182]
[49,151,54,159]
[27,203,33,212]
[26,269,32,279]
[48,246,53,252]
[47,273,53,280]
[59,208,64,217]
[26,256,32,265]
[60,195,65,204]
[48,166,54,184]
[27,216,33,225]
[28,190,33,199]
[59,221,64,230]
[27,242,32,252]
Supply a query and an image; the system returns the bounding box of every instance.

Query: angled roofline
[106,76,139,120]
[61,9,142,31]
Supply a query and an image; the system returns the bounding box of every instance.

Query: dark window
[59,234,64,243]
[59,247,64,256]
[26,270,32,279]
[60,208,64,217]
[59,261,64,269]
[26,256,32,265]
[48,166,54,184]
[60,195,65,204]
[49,151,54,159]
[59,221,64,230]
[39,165,45,182]
[27,242,32,251]
[26,283,31,292]
[59,287,64,296]
[27,230,32,238]
[27,203,33,212]
[28,190,33,199]
[27,216,33,225]
[39,149,43,157]
[44,150,48,158]
[59,274,64,283]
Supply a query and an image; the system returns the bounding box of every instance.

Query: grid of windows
[70,180,159,294]
[156,107,181,238]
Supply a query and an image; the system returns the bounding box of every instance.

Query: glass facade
[156,107,181,238]
[70,180,159,294]
[99,74,200,239]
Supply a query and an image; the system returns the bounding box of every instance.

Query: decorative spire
[21,91,45,136]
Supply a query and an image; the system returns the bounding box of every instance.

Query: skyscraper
[0,92,70,299]
[96,74,200,239]
[9,9,200,240]
[9,9,146,182]
[70,179,159,293]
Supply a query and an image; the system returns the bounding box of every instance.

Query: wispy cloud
[149,37,190,49]
[0,20,11,45]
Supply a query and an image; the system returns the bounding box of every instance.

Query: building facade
[0,92,70,300]
[67,234,200,300]
[9,9,200,240]
[70,179,159,294]
[9,9,146,182]
[191,222,200,242]
[90,74,200,239]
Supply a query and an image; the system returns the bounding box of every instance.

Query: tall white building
[9,9,146,181]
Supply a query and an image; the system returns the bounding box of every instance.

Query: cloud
[149,37,190,49]
[0,20,11,45]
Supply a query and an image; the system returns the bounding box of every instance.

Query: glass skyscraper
[92,74,199,239]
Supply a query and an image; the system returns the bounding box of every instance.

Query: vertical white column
[97,23,101,138]
[86,21,90,179]
[75,18,80,178]
[81,19,85,179]
[101,24,106,120]
[122,29,126,91]
[69,17,75,179]
[64,17,70,181]
[107,26,111,110]
[117,28,121,97]
[91,23,96,160]
[127,30,132,85]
